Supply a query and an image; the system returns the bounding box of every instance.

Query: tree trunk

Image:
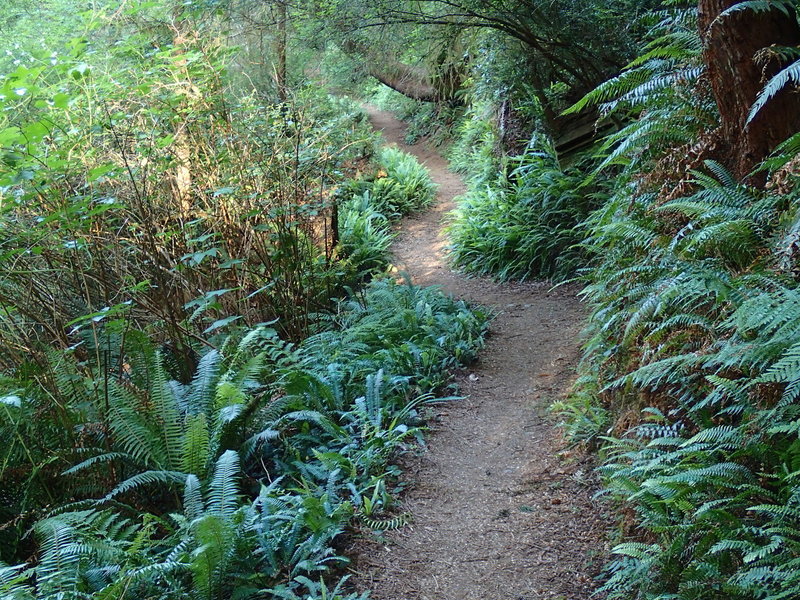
[275,1,288,101]
[698,0,800,180]
[339,39,440,102]
[365,63,439,102]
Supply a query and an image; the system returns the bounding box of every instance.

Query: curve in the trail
[349,107,608,600]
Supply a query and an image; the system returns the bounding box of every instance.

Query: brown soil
[348,107,609,600]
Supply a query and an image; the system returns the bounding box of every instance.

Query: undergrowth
[0,7,481,598]
[448,136,606,282]
[552,5,800,598]
[339,146,438,279]
[0,279,488,599]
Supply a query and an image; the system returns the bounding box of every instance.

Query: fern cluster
[0,279,488,599]
[551,4,800,598]
[342,147,438,220]
[338,146,438,280]
[448,136,607,282]
[577,164,800,598]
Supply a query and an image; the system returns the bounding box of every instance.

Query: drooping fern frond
[181,413,210,477]
[564,14,701,117]
[718,0,795,20]
[184,474,204,522]
[749,57,800,124]
[0,563,32,599]
[185,350,221,416]
[104,469,188,501]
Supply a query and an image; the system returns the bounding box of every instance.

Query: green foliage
[563,8,703,118]
[571,163,800,600]
[333,0,655,118]
[0,3,485,598]
[0,14,380,380]
[0,0,91,73]
[369,84,464,146]
[338,191,395,278]
[1,278,487,598]
[446,101,501,182]
[448,136,606,282]
[749,54,800,124]
[550,5,800,597]
[342,146,437,219]
[337,145,437,279]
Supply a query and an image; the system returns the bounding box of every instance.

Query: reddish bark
[365,62,440,103]
[698,0,800,181]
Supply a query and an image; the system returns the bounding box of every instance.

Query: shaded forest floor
[347,107,610,599]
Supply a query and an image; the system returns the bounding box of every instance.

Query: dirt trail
[350,107,608,600]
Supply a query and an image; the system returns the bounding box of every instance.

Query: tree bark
[275,1,288,101]
[365,62,439,102]
[339,39,441,102]
[698,0,800,180]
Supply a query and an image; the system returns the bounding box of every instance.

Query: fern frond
[184,474,204,522]
[34,518,80,594]
[62,452,136,476]
[186,350,221,416]
[148,353,184,471]
[104,470,188,501]
[719,0,795,19]
[181,413,210,477]
[207,450,240,520]
[749,59,800,124]
[358,512,410,531]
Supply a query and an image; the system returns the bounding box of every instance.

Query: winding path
[349,107,608,600]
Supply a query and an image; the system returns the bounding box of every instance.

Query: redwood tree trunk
[699,0,800,180]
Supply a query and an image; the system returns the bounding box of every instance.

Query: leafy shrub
[447,103,501,184]
[570,161,800,600]
[338,191,395,279]
[0,278,488,598]
[342,147,437,219]
[553,7,800,598]
[0,7,478,599]
[0,25,377,380]
[449,136,605,281]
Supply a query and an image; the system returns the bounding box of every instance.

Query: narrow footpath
[349,107,609,600]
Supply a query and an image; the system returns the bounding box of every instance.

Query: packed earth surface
[348,107,610,600]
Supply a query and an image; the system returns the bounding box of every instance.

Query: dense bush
[448,137,605,282]
[0,278,488,599]
[0,27,380,382]
[343,147,437,219]
[553,6,800,598]
[575,162,800,600]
